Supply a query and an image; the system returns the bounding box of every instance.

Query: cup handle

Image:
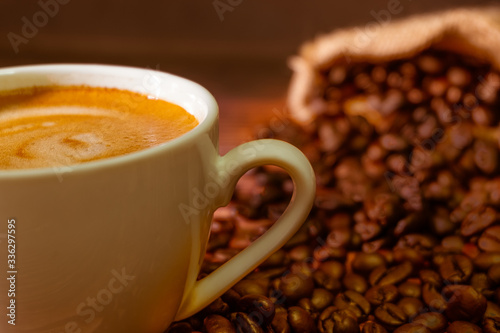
[174,139,316,320]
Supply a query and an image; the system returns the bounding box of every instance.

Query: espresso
[0,86,199,170]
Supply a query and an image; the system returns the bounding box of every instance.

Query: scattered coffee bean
[488,263,500,285]
[412,312,447,333]
[369,261,413,286]
[374,303,407,327]
[438,254,473,284]
[318,261,345,280]
[352,253,386,275]
[237,295,275,326]
[397,297,424,319]
[310,288,335,312]
[168,48,500,332]
[318,306,359,333]
[485,301,500,319]
[287,306,317,333]
[421,284,447,313]
[365,284,399,306]
[398,281,421,298]
[361,321,388,333]
[279,272,315,303]
[447,321,482,333]
[233,279,269,297]
[167,322,195,333]
[474,252,500,271]
[271,305,291,333]
[343,273,369,294]
[393,323,430,333]
[471,272,495,298]
[333,290,371,322]
[204,314,236,333]
[483,317,500,333]
[443,285,487,323]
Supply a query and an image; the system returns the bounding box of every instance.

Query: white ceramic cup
[0,64,316,333]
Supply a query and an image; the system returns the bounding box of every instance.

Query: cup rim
[0,63,219,179]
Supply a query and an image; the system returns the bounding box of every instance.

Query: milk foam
[1,107,127,169]
[0,86,199,170]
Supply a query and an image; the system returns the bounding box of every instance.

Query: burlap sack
[288,6,500,124]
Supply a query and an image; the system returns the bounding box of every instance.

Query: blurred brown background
[0,0,496,152]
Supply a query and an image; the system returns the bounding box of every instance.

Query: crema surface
[0,86,199,170]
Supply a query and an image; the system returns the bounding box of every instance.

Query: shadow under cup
[0,64,316,333]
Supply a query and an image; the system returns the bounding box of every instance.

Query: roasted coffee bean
[398,281,421,298]
[207,232,231,252]
[463,242,481,260]
[412,312,447,333]
[377,249,395,267]
[474,252,500,270]
[447,66,472,86]
[439,235,465,253]
[318,261,345,280]
[485,301,500,319]
[443,285,487,323]
[417,54,443,74]
[313,270,343,293]
[365,285,399,306]
[419,270,442,287]
[334,290,371,322]
[421,284,447,313]
[233,279,269,297]
[394,235,437,265]
[343,273,368,294]
[488,263,500,285]
[352,252,386,275]
[167,322,194,333]
[310,288,335,312]
[397,297,424,319]
[221,289,242,309]
[318,306,359,333]
[288,245,312,262]
[462,206,497,237]
[483,317,500,333]
[374,303,407,327]
[471,272,495,298]
[271,305,291,333]
[297,298,316,316]
[204,315,236,333]
[230,312,264,333]
[237,295,275,326]
[369,261,413,286]
[290,261,314,278]
[447,321,482,333]
[279,272,314,302]
[204,297,230,315]
[479,226,500,252]
[393,323,430,333]
[313,245,347,262]
[288,306,317,333]
[361,321,388,333]
[438,254,473,284]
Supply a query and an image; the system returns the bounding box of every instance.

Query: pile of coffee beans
[167,49,500,332]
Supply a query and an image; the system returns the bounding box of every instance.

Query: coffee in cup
[0,85,198,170]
